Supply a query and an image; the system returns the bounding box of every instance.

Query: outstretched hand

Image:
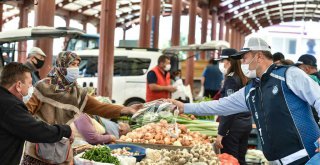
[121,103,143,115]
[167,99,184,114]
[129,103,144,110]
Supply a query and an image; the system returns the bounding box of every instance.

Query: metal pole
[34,0,55,78]
[97,0,117,97]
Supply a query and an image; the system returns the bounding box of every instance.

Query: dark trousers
[221,130,251,165]
[204,89,219,98]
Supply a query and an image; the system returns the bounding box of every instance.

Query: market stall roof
[0,26,84,43]
[2,0,210,31]
[218,0,320,35]
[2,0,319,35]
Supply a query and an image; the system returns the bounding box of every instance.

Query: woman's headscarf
[48,51,81,92]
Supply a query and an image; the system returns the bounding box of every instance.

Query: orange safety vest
[146,66,171,102]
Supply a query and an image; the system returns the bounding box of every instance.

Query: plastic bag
[35,138,71,164]
[74,152,136,165]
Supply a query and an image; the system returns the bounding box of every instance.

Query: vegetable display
[111,147,140,156]
[179,114,197,120]
[131,100,176,127]
[194,97,216,121]
[136,144,220,165]
[81,146,120,165]
[177,117,219,137]
[218,153,239,165]
[119,120,212,146]
[245,149,268,164]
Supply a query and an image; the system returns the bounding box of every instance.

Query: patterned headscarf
[48,51,81,92]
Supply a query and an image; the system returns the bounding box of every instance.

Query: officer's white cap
[231,37,271,59]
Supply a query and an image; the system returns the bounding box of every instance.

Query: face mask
[219,63,228,75]
[18,83,34,103]
[33,57,45,69]
[65,68,79,83]
[241,55,257,78]
[23,86,34,103]
[164,64,171,71]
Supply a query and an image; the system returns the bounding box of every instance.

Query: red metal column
[234,30,238,50]
[218,16,224,40]
[97,0,117,97]
[229,28,232,47]
[236,31,240,50]
[231,28,237,49]
[63,17,70,50]
[18,4,28,63]
[0,4,3,32]
[211,10,217,40]
[238,32,242,50]
[225,23,230,43]
[139,0,151,48]
[34,0,55,78]
[241,34,246,48]
[200,5,208,60]
[151,0,161,48]
[239,33,243,49]
[171,0,181,46]
[185,0,197,89]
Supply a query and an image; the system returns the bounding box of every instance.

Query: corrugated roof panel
[63,3,82,11]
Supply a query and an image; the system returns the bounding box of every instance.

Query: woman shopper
[70,113,131,145]
[22,51,140,165]
[215,48,252,165]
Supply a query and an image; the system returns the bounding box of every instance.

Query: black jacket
[218,74,252,136]
[0,86,71,165]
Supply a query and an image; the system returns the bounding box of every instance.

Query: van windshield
[67,38,99,51]
[79,56,151,77]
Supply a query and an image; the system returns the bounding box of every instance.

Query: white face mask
[23,86,34,103]
[18,84,34,103]
[164,64,171,71]
[219,63,228,75]
[66,68,79,83]
[241,55,257,78]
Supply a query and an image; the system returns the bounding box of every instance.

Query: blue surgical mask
[65,68,79,83]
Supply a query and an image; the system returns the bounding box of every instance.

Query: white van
[74,48,178,106]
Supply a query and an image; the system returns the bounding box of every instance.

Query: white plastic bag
[196,85,204,99]
[74,152,136,165]
[171,79,193,102]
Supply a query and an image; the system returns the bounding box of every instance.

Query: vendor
[71,114,131,145]
[22,51,140,165]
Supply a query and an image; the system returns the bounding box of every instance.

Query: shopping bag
[35,137,71,164]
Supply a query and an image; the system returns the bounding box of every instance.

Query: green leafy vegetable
[81,146,120,165]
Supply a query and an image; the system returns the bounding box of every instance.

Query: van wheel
[124,98,145,106]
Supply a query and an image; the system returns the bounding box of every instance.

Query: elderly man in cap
[295,54,320,85]
[24,47,46,85]
[171,37,320,164]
